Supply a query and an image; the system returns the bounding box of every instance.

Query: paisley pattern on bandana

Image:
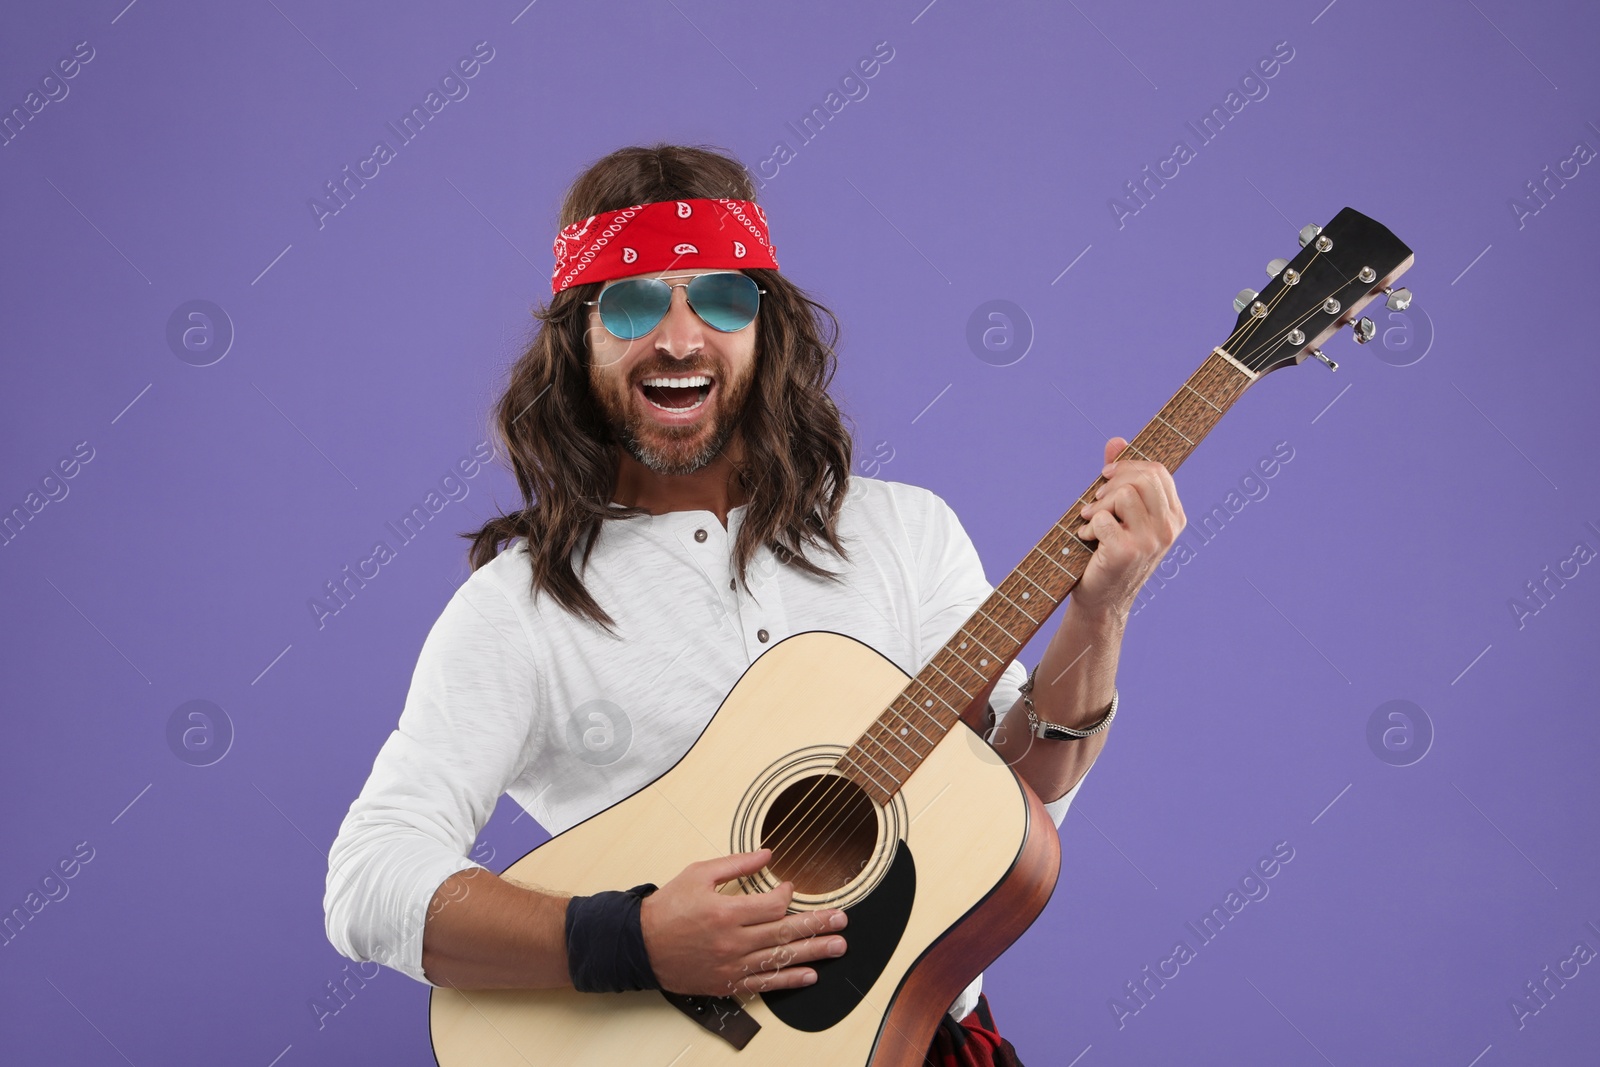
[550,198,779,294]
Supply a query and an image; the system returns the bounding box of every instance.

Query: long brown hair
[464,143,855,629]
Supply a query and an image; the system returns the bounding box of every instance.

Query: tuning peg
[1384,286,1413,311]
[1233,288,1260,313]
[1310,348,1339,370]
[1352,317,1376,344]
[1266,258,1289,277]
[1298,224,1322,248]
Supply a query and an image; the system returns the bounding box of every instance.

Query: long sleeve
[908,486,1090,831]
[323,568,543,985]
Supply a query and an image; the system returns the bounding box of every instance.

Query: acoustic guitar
[428,207,1414,1064]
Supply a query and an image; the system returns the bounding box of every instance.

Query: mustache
[630,361,719,383]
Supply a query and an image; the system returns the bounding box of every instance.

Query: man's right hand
[639,848,848,996]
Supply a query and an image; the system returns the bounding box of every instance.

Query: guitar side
[428,630,1061,1066]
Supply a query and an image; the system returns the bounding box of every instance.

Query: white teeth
[645,394,706,413]
[640,375,712,388]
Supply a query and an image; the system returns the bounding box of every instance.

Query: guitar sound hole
[760,774,879,895]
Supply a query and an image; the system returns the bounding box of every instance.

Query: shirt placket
[674,513,789,664]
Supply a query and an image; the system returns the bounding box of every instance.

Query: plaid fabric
[923,994,1025,1067]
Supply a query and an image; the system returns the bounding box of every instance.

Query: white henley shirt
[323,474,1087,1022]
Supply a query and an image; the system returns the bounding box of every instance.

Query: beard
[589,355,756,476]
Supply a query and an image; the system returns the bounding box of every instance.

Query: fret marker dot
[980,658,989,666]
[1022,592,1030,600]
[900,727,908,736]
[925,699,933,707]
[960,641,968,649]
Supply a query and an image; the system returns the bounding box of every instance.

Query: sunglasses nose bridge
[656,281,710,347]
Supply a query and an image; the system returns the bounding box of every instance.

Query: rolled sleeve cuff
[325,842,486,987]
[1042,768,1089,828]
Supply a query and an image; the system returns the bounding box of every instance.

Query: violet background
[3,1,1598,1064]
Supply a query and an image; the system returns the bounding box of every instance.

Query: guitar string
[764,313,1370,930]
[763,284,1332,893]
[784,250,1401,903]
[759,261,1340,891]
[1235,245,1376,370]
[757,706,933,885]
[759,566,1062,860]
[769,607,1068,879]
[769,672,994,884]
[754,528,1101,862]
[756,690,940,861]
[753,249,1358,900]
[762,253,1336,870]
[767,243,1360,875]
[765,302,1347,894]
[755,640,1019,884]
[760,774,855,864]
[765,683,968,883]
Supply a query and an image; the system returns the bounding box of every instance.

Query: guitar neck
[840,347,1258,803]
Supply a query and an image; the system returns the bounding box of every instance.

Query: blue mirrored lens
[687,273,761,332]
[598,279,671,340]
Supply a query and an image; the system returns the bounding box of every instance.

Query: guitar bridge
[660,990,761,1050]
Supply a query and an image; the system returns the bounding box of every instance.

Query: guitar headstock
[1227,207,1414,375]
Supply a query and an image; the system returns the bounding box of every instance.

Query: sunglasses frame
[582,271,767,340]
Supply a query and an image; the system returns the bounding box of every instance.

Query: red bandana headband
[550,197,779,295]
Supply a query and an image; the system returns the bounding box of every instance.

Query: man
[323,143,1184,1064]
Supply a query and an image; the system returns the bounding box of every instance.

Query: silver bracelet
[1018,664,1118,740]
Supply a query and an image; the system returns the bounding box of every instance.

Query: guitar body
[428,630,1062,1066]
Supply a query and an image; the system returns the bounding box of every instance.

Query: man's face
[586,268,760,476]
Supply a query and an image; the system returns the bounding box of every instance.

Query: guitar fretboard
[838,348,1257,804]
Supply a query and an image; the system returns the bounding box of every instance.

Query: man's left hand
[1072,436,1186,621]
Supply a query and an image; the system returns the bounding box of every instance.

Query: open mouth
[637,374,714,416]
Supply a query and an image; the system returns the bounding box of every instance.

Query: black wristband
[564,883,661,993]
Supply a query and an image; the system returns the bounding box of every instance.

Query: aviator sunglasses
[584,271,766,340]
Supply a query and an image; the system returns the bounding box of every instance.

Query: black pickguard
[762,839,916,1032]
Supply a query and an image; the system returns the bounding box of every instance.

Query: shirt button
[694,529,707,542]
[757,629,769,643]
[729,578,737,590]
